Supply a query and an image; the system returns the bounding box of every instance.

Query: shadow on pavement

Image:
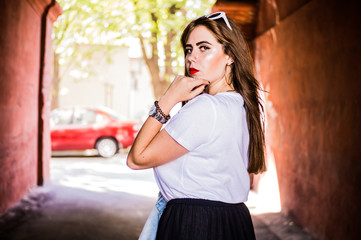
[0,154,315,240]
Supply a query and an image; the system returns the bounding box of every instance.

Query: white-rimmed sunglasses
[205,11,232,30]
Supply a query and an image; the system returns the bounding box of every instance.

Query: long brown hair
[181,15,266,174]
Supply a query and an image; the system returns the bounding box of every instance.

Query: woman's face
[185,25,232,83]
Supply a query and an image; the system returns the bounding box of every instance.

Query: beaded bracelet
[154,101,171,121]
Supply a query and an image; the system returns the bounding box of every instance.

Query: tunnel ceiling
[212,0,258,40]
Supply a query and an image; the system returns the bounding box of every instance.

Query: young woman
[127,12,266,240]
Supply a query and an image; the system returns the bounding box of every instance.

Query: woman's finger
[165,75,209,103]
[191,78,209,86]
[189,84,207,98]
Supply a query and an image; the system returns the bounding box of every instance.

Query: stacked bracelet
[154,101,171,121]
[148,101,171,124]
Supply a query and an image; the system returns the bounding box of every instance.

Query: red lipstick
[189,68,199,75]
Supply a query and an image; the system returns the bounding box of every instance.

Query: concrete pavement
[0,153,314,240]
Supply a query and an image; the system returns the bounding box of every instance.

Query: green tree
[128,0,216,99]
[52,0,216,108]
[52,0,128,109]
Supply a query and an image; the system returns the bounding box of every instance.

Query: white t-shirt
[154,92,250,203]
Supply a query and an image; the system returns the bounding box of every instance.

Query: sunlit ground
[51,150,159,199]
[51,149,281,214]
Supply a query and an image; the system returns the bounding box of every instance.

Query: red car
[50,106,139,157]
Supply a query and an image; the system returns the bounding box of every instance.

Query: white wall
[59,45,154,122]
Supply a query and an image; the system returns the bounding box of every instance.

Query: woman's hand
[127,75,208,170]
[158,75,209,115]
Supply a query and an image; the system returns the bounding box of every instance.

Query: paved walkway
[0,154,315,240]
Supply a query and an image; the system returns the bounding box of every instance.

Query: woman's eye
[200,46,210,51]
[185,48,192,54]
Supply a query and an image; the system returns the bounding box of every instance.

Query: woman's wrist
[158,94,177,116]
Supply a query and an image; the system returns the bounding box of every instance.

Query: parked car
[50,106,139,157]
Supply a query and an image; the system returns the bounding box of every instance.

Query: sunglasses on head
[205,11,232,30]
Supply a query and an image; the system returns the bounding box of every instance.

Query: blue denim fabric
[138,192,167,240]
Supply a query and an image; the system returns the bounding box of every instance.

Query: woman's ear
[226,55,234,65]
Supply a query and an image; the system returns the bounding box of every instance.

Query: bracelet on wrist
[154,101,170,121]
[148,101,171,124]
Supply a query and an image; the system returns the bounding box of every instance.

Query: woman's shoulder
[184,92,244,112]
[179,94,215,117]
[214,92,244,104]
[185,93,215,107]
[194,92,244,107]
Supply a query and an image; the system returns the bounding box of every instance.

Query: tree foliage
[52,0,216,108]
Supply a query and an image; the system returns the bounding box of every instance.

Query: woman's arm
[127,76,209,170]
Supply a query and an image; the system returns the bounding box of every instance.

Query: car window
[50,108,73,127]
[95,113,108,123]
[73,109,97,125]
[98,106,126,121]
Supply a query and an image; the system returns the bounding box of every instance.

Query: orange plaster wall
[254,0,361,239]
[0,0,61,214]
[38,1,62,185]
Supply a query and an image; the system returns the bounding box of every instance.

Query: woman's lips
[189,68,199,75]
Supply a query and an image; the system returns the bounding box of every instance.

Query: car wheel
[96,138,118,158]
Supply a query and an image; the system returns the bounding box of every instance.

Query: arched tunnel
[0,0,360,239]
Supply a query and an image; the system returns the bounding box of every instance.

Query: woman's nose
[188,51,198,62]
